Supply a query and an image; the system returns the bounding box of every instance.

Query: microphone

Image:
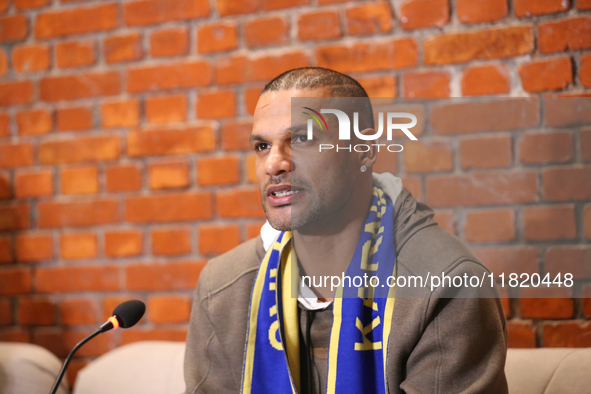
[48,300,146,394]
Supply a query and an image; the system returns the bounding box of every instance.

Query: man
[184,67,508,394]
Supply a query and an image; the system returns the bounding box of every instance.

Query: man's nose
[265,144,291,176]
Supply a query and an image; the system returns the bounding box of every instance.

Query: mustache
[263,174,307,191]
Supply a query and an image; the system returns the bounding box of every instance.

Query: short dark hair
[261,67,374,129]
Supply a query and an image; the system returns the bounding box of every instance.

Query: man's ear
[356,128,378,170]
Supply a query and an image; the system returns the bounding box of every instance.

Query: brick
[126,261,204,290]
[0,113,8,137]
[16,233,53,262]
[56,106,93,132]
[579,0,591,9]
[0,0,6,13]
[15,170,53,198]
[399,0,449,30]
[105,229,143,257]
[59,299,98,325]
[197,22,238,53]
[456,0,507,24]
[40,71,120,102]
[543,97,591,127]
[199,223,241,255]
[585,204,591,240]
[246,221,265,240]
[127,126,215,157]
[433,210,455,234]
[0,80,33,106]
[101,99,139,128]
[221,121,253,151]
[507,321,536,348]
[12,44,50,73]
[56,40,96,68]
[215,55,250,85]
[582,129,591,163]
[461,64,510,96]
[148,160,189,189]
[584,285,591,317]
[196,90,236,119]
[426,171,539,207]
[464,209,515,242]
[37,265,119,293]
[424,26,533,65]
[472,246,539,276]
[0,172,10,199]
[518,131,572,165]
[430,98,539,135]
[0,328,30,343]
[402,70,450,97]
[316,38,418,73]
[217,189,265,218]
[35,4,117,39]
[581,54,591,88]
[125,192,213,223]
[245,153,257,184]
[127,61,210,93]
[104,33,143,64]
[358,75,397,98]
[33,328,112,357]
[150,27,189,57]
[18,298,54,325]
[403,141,453,173]
[0,299,11,325]
[151,227,191,256]
[251,51,311,82]
[197,156,240,186]
[0,49,5,76]
[146,94,187,123]
[519,57,572,93]
[40,135,120,165]
[121,328,187,345]
[298,10,341,41]
[124,0,209,26]
[60,232,97,259]
[15,0,49,9]
[0,236,12,264]
[61,166,98,195]
[523,205,576,241]
[0,203,29,231]
[16,109,52,135]
[460,135,512,169]
[148,295,190,324]
[538,17,591,53]
[0,15,27,42]
[105,164,142,192]
[542,167,591,201]
[543,322,591,347]
[216,0,308,15]
[346,2,392,35]
[0,267,31,295]
[0,143,34,167]
[38,199,118,228]
[545,245,591,279]
[401,176,424,200]
[245,86,263,114]
[245,17,288,48]
[514,0,569,17]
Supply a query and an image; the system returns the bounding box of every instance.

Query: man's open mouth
[272,190,300,197]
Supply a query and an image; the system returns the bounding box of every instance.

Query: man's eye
[293,135,309,143]
[254,142,269,151]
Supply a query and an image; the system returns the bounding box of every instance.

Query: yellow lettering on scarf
[269,320,283,350]
[359,240,378,271]
[363,298,378,311]
[354,316,382,351]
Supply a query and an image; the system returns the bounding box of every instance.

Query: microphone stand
[48,320,115,394]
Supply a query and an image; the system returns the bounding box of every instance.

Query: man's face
[250,88,361,232]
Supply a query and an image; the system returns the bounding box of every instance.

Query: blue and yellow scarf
[241,185,397,394]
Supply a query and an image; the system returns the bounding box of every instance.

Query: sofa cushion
[0,342,69,394]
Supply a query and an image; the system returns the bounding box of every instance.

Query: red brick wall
[0,0,590,384]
